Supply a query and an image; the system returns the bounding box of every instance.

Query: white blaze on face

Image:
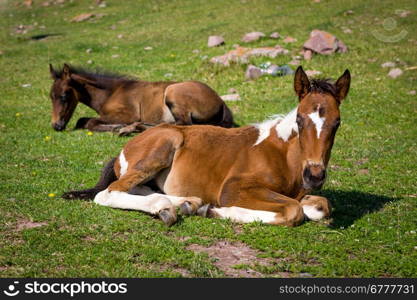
[308,110,325,138]
[119,150,128,177]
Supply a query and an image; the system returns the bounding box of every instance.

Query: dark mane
[53,65,137,89]
[309,78,336,97]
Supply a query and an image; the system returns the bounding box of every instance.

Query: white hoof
[302,205,325,221]
[94,189,111,206]
[149,195,173,214]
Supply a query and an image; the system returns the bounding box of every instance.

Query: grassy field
[0,0,416,277]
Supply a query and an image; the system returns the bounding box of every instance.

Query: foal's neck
[79,85,110,113]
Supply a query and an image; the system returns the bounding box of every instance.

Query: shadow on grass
[316,189,397,228]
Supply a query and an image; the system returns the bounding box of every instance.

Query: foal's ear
[335,69,351,103]
[294,66,311,100]
[49,64,58,80]
[62,63,71,79]
[70,74,99,87]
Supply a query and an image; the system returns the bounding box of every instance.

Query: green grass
[0,0,416,277]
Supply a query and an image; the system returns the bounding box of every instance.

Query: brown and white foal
[64,66,350,227]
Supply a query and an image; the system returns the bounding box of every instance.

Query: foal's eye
[296,114,304,128]
[60,92,68,102]
[334,118,341,128]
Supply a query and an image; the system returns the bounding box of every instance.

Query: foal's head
[49,64,98,131]
[294,66,350,190]
[49,64,81,131]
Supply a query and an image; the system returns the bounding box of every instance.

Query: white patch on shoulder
[302,205,325,221]
[253,108,298,146]
[308,111,325,138]
[254,118,279,145]
[211,206,276,224]
[119,150,128,177]
[275,109,298,142]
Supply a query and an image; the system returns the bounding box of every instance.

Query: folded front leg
[300,195,332,221]
[94,189,177,226]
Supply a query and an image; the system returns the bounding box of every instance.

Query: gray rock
[283,36,297,43]
[241,31,265,43]
[381,61,396,68]
[245,65,263,80]
[387,68,403,78]
[210,46,289,66]
[269,32,280,39]
[221,93,241,101]
[303,30,347,55]
[208,35,225,47]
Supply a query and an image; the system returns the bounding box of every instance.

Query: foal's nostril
[303,167,326,189]
[52,122,65,131]
[316,169,326,182]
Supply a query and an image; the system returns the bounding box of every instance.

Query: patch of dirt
[176,236,191,242]
[15,220,48,231]
[81,235,96,242]
[157,264,192,277]
[233,224,244,234]
[187,240,279,277]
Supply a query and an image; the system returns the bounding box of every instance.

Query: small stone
[358,169,369,175]
[164,73,173,77]
[241,31,265,43]
[387,68,403,78]
[245,65,263,80]
[71,13,94,23]
[117,34,123,39]
[228,88,238,94]
[408,90,416,95]
[305,70,321,77]
[303,49,313,60]
[343,28,353,34]
[144,46,153,51]
[111,54,119,58]
[86,48,92,53]
[21,83,31,88]
[396,10,411,18]
[192,49,200,54]
[344,10,354,16]
[87,60,93,64]
[221,94,241,101]
[208,35,225,47]
[269,32,280,39]
[381,61,396,68]
[283,36,297,43]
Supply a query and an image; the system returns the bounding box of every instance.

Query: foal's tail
[62,157,117,200]
[219,103,237,128]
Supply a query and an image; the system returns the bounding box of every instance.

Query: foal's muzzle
[302,164,326,190]
[52,120,66,131]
